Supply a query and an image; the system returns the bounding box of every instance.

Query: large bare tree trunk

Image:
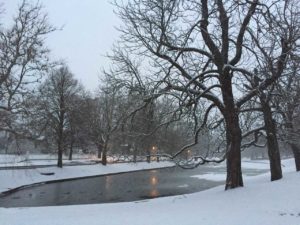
[260,96,282,181]
[222,76,243,190]
[146,149,151,163]
[133,145,137,163]
[225,113,243,190]
[57,139,63,168]
[57,124,64,168]
[102,151,107,165]
[285,113,300,171]
[57,99,65,168]
[68,138,74,161]
[101,142,108,166]
[291,144,300,171]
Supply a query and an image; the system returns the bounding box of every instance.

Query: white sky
[2,0,121,91]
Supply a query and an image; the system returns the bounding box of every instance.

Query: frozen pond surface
[0,166,267,208]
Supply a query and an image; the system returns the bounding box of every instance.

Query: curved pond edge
[0,165,176,197]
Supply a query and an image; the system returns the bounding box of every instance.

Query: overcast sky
[2,0,121,91]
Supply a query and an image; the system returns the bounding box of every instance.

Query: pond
[0,165,267,208]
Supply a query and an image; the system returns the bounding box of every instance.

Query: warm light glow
[149,175,159,198]
[151,176,158,185]
[149,189,159,198]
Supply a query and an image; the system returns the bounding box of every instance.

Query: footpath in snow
[0,158,299,225]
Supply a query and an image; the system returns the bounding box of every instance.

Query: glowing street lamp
[151,146,159,162]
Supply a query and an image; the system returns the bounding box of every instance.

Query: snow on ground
[0,158,299,225]
[0,154,92,167]
[207,158,288,170]
[242,159,274,169]
[191,158,294,182]
[0,161,174,193]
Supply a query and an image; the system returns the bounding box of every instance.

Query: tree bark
[102,151,107,165]
[101,152,107,165]
[146,149,151,163]
[133,145,137,163]
[68,139,73,161]
[290,143,300,171]
[224,113,243,190]
[285,113,300,172]
[260,95,282,181]
[57,139,63,168]
[57,88,65,168]
[101,142,108,166]
[57,120,64,168]
[221,75,243,190]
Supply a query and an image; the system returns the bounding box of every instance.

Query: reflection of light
[150,189,159,198]
[151,176,158,185]
[149,175,159,198]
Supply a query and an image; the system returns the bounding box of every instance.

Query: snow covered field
[0,154,93,167]
[0,158,299,225]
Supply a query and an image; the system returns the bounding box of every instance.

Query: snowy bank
[0,154,95,168]
[0,160,299,225]
[191,158,295,182]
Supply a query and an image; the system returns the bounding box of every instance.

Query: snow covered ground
[0,158,299,225]
[190,158,279,181]
[0,153,93,167]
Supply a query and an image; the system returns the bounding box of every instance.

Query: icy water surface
[0,165,267,207]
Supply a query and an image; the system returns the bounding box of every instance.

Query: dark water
[0,166,267,208]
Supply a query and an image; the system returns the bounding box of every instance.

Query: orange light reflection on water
[151,176,158,185]
[150,189,159,198]
[149,175,159,198]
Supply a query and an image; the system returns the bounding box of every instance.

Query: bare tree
[84,97,107,160]
[243,0,300,178]
[275,59,300,171]
[65,91,87,160]
[0,0,55,135]
[85,77,134,165]
[112,0,298,189]
[36,66,81,168]
[242,81,283,181]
